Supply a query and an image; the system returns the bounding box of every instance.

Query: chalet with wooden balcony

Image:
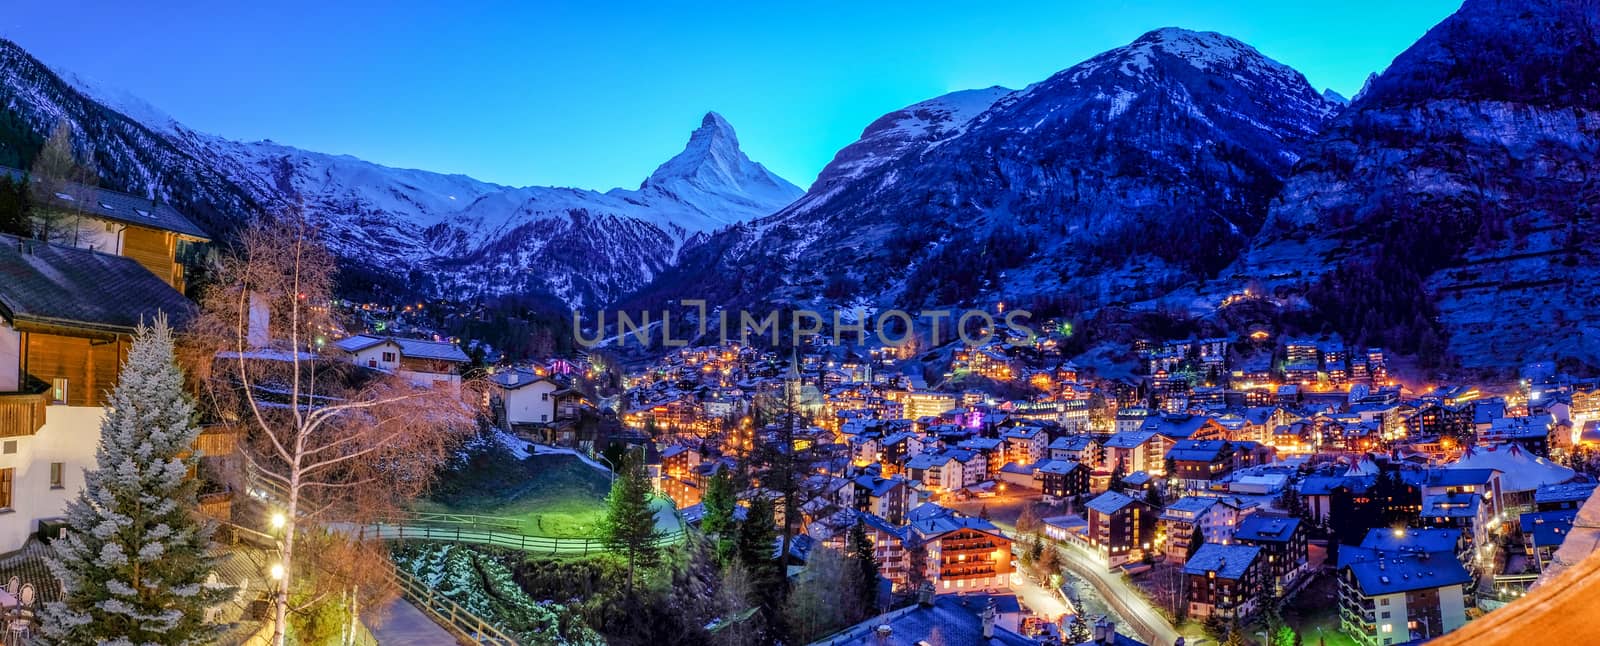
[907,505,1015,593]
[0,233,194,550]
[4,167,211,293]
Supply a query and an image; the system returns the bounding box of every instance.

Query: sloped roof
[1520,510,1577,548]
[818,594,1039,646]
[1536,482,1599,506]
[1167,439,1231,462]
[910,514,1007,541]
[1085,490,1139,515]
[0,234,194,334]
[1184,543,1262,579]
[1358,527,1462,555]
[1104,430,1158,449]
[1345,553,1470,596]
[2,167,209,239]
[1038,459,1084,475]
[486,368,552,390]
[1450,443,1577,492]
[1234,515,1301,543]
[1050,435,1095,450]
[334,334,470,362]
[1160,496,1220,521]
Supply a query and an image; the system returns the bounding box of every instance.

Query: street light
[267,510,292,646]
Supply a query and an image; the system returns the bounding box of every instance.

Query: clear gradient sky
[4,1,1461,190]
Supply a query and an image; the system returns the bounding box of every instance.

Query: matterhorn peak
[641,111,749,189]
[639,112,800,206]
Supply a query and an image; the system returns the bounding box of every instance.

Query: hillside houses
[609,328,1599,639]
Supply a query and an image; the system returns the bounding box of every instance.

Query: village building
[0,232,199,551]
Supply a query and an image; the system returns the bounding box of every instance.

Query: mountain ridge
[1,38,803,308]
[629,27,1343,316]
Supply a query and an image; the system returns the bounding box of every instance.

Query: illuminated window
[0,468,12,510]
[51,378,68,404]
[50,463,64,489]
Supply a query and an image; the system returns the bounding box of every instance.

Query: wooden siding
[23,332,128,407]
[121,225,182,289]
[194,426,239,456]
[0,391,47,438]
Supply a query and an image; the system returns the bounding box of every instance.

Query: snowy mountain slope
[0,41,268,236]
[633,28,1342,315]
[4,38,803,308]
[808,86,1013,193]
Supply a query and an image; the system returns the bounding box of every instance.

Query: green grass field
[419,451,615,538]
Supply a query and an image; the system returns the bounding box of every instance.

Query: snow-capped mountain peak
[643,111,742,187]
[626,111,802,230]
[1069,27,1294,81]
[640,111,796,200]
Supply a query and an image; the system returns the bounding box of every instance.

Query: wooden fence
[363,521,687,556]
[389,567,519,645]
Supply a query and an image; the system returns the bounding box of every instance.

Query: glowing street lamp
[269,563,285,580]
[270,511,287,531]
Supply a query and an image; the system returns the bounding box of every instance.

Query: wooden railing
[389,567,519,645]
[198,489,234,521]
[0,391,48,438]
[213,521,516,645]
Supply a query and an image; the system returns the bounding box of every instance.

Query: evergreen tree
[1145,486,1163,508]
[735,495,780,584]
[846,520,880,613]
[42,317,231,645]
[734,495,784,635]
[702,471,737,537]
[702,470,738,564]
[1109,458,1127,492]
[0,174,29,237]
[1068,615,1092,643]
[601,452,662,593]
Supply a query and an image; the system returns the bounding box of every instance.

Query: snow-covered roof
[1449,443,1577,492]
[334,334,469,362]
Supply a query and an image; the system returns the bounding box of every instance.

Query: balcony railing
[0,390,48,438]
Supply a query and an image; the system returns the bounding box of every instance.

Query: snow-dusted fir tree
[42,316,231,645]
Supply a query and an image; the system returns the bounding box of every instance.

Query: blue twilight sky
[4,1,1460,191]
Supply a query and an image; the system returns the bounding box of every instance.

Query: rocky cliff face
[1232,0,1600,368]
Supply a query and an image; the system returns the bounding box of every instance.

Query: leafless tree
[185,215,479,646]
[29,119,99,245]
